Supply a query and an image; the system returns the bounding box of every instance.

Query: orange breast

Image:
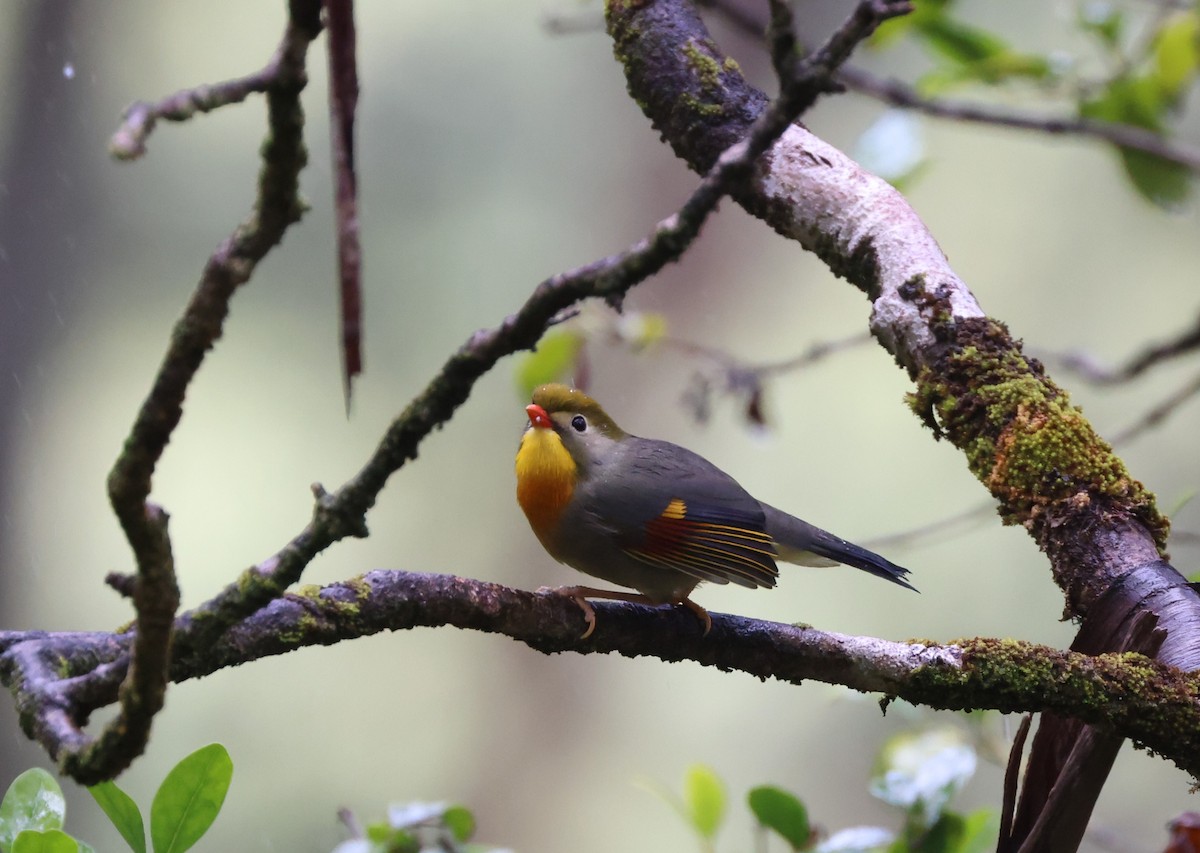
[515,427,576,548]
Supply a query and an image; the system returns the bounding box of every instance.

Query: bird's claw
[537,586,597,639]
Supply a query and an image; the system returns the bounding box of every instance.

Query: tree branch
[6,571,1200,779]
[61,2,322,786]
[606,3,1200,840]
[605,0,1200,653]
[701,0,1200,175]
[168,0,909,670]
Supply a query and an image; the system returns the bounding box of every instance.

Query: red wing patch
[625,498,779,589]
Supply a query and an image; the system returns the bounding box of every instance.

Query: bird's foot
[537,585,711,638]
[537,585,598,638]
[680,597,712,636]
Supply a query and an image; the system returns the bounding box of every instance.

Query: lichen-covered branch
[7,571,1200,779]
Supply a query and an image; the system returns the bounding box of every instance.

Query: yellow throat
[515,425,576,547]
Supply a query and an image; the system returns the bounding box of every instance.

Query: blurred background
[1,1,1198,850]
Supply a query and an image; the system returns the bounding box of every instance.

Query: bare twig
[835,66,1200,174]
[1042,312,1200,384]
[53,4,321,786]
[1110,370,1200,446]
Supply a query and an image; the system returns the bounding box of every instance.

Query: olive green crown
[532,383,626,437]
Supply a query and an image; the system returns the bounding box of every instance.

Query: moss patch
[907,316,1167,548]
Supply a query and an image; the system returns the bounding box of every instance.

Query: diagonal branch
[167,0,910,670]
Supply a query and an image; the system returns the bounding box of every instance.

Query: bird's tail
[760,502,917,591]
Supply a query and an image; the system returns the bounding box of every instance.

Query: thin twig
[57,5,321,786]
[701,0,1200,174]
[836,65,1200,174]
[1109,370,1200,446]
[1041,312,1200,384]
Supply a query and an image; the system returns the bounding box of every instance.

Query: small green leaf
[1081,76,1191,209]
[748,786,810,850]
[515,330,582,399]
[0,770,66,851]
[955,808,1000,853]
[1118,147,1192,209]
[683,765,725,840]
[917,812,966,853]
[915,15,1008,65]
[88,781,145,853]
[869,0,949,50]
[441,806,475,843]
[11,830,78,853]
[149,744,233,853]
[613,311,667,350]
[1153,11,1200,100]
[1078,3,1124,49]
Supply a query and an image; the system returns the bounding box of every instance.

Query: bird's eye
[571,415,587,432]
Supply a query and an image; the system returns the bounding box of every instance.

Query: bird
[514,383,915,638]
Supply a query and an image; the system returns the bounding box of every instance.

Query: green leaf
[956,808,1000,853]
[1153,11,1200,101]
[0,770,66,852]
[915,15,1008,65]
[74,842,95,853]
[11,830,78,853]
[149,744,233,853]
[441,806,475,843]
[869,0,951,49]
[88,781,146,853]
[683,765,725,840]
[747,786,810,850]
[515,330,582,399]
[1117,146,1192,209]
[917,812,966,853]
[613,311,667,350]
[1078,3,1124,50]
[1080,76,1191,209]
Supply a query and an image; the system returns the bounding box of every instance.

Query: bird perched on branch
[515,383,915,638]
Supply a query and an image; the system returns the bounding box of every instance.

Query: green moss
[682,40,723,90]
[722,57,740,73]
[289,577,370,620]
[908,317,1168,548]
[275,611,320,646]
[680,92,725,117]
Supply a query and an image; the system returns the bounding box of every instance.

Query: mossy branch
[6,572,1200,778]
[604,0,1200,655]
